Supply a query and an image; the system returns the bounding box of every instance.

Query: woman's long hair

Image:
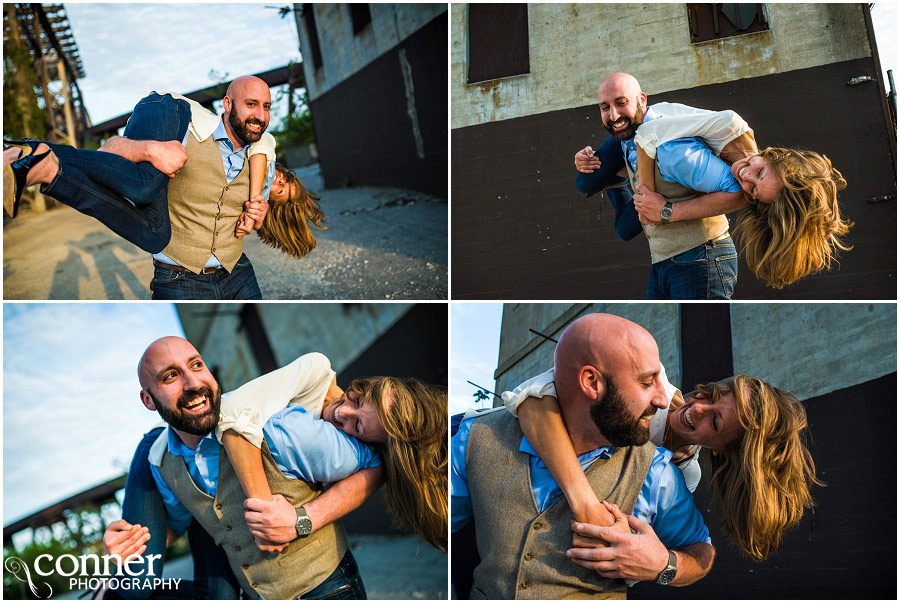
[700,375,822,561]
[257,164,326,258]
[348,376,448,552]
[734,147,852,289]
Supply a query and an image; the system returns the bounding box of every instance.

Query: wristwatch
[655,550,677,585]
[660,201,673,224]
[295,506,312,538]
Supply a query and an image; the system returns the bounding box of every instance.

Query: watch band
[660,201,673,224]
[295,506,312,538]
[655,549,678,585]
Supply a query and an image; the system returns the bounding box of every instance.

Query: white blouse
[636,102,752,160]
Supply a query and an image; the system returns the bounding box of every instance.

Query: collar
[519,436,614,468]
[166,427,221,459]
[642,105,662,123]
[211,118,242,150]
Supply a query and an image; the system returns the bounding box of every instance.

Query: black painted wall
[310,13,448,197]
[451,57,896,299]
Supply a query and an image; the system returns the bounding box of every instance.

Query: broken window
[303,4,324,70]
[350,4,372,35]
[687,4,769,44]
[467,4,530,84]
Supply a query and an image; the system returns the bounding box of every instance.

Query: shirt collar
[519,436,614,467]
[167,427,220,458]
[212,118,246,152]
[642,105,661,123]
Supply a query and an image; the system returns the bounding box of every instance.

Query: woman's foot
[4,141,58,217]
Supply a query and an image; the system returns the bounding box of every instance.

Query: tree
[3,5,50,139]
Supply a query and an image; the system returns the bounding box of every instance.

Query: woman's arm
[636,144,656,193]
[247,153,268,228]
[518,395,614,528]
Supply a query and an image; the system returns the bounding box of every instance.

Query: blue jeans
[150,254,262,300]
[42,93,191,253]
[575,135,642,241]
[107,427,239,599]
[297,551,367,599]
[646,236,738,299]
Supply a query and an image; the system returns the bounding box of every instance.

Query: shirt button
[524,553,533,561]
[196,453,202,459]
[533,522,543,530]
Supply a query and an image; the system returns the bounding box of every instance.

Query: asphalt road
[3,165,447,300]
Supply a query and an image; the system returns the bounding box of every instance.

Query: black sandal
[4,138,50,218]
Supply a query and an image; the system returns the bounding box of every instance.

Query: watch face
[658,567,677,585]
[296,516,313,536]
[661,206,673,220]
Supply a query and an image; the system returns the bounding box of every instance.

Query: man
[450,314,714,599]
[100,76,275,299]
[574,73,747,299]
[121,336,382,599]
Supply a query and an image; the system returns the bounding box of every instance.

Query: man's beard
[589,377,655,446]
[228,107,266,145]
[604,103,645,141]
[150,386,221,436]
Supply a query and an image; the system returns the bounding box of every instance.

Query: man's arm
[634,186,748,225]
[99,136,187,177]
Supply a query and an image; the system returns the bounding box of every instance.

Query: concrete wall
[451,3,871,128]
[298,3,447,101]
[177,303,410,392]
[731,303,897,400]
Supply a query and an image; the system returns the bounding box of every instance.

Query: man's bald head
[223,75,271,146]
[596,72,647,141]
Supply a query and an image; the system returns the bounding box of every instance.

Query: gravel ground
[3,164,447,300]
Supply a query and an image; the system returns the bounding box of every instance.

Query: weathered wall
[730,303,897,400]
[451,3,871,128]
[299,3,447,101]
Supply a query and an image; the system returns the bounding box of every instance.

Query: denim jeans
[42,93,191,253]
[646,236,738,299]
[150,254,262,300]
[105,427,239,600]
[297,551,367,600]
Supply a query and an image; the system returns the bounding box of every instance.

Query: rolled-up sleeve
[500,369,557,417]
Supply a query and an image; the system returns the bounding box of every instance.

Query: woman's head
[346,376,448,553]
[733,147,852,288]
[694,375,822,561]
[257,163,326,259]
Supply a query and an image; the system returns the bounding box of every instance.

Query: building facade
[294,3,448,196]
[451,3,896,299]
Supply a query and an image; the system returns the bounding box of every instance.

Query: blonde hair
[257,164,326,258]
[701,375,822,561]
[734,147,852,289]
[349,376,448,553]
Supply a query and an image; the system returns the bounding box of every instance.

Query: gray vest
[156,435,348,599]
[626,159,729,263]
[466,411,656,600]
[162,134,250,273]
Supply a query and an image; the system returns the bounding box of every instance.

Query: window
[303,4,323,70]
[467,4,529,84]
[687,4,769,44]
[350,4,372,35]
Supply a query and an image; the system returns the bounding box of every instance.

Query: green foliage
[272,88,316,161]
[473,390,490,404]
[2,33,50,139]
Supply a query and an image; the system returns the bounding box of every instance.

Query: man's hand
[566,503,669,582]
[147,141,187,177]
[575,146,602,174]
[633,184,666,226]
[244,494,298,545]
[571,500,631,549]
[243,196,268,229]
[103,520,151,562]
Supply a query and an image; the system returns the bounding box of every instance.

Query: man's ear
[639,92,648,111]
[222,95,233,113]
[578,367,606,401]
[140,390,157,412]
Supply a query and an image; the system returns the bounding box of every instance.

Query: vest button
[225,525,232,531]
[242,564,250,570]
[520,582,528,590]
[524,553,533,561]
[533,522,543,530]
[234,545,241,551]
[215,503,222,510]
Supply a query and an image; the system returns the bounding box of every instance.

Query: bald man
[450,314,714,599]
[573,73,746,300]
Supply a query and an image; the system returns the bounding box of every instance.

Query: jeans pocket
[670,244,706,265]
[713,252,738,299]
[150,268,182,289]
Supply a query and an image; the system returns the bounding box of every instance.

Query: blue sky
[65,4,303,124]
[3,304,184,525]
[450,303,502,416]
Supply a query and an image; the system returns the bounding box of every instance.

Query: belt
[153,259,226,275]
[709,231,731,243]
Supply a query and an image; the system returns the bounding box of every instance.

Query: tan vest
[627,161,729,263]
[162,134,249,273]
[466,412,656,600]
[156,438,348,599]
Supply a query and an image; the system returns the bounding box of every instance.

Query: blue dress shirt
[450,416,710,550]
[150,406,381,534]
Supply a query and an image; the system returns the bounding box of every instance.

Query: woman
[507,369,820,561]
[3,91,323,260]
[105,353,446,596]
[582,104,852,289]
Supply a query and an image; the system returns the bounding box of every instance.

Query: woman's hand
[235,213,254,238]
[102,520,151,561]
[571,500,630,549]
[244,196,268,229]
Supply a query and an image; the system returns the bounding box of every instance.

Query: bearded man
[450,313,714,599]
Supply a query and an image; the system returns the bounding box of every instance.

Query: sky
[64,3,304,125]
[3,304,184,525]
[449,303,503,417]
[870,3,897,85]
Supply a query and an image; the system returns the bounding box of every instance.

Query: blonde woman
[505,369,820,561]
[629,104,852,289]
